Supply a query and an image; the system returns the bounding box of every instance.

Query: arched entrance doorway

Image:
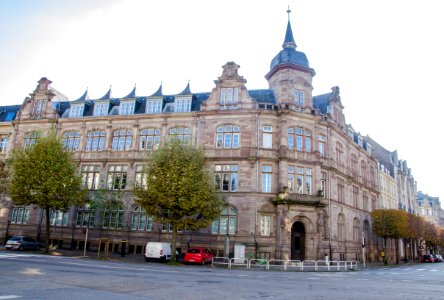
[291,222,305,261]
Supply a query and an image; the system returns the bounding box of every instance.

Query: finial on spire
[287,5,291,21]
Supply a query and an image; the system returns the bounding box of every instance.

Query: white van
[144,242,174,262]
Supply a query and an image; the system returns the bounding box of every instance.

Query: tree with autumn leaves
[372,209,443,264]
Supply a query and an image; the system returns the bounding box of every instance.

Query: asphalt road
[1,252,443,300]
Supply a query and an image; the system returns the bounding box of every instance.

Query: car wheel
[145,257,150,262]
[201,259,206,266]
[18,245,24,251]
[36,245,41,251]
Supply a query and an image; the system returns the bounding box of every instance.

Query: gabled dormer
[68,89,90,118]
[19,77,59,120]
[146,84,164,114]
[174,83,192,113]
[201,62,255,111]
[93,87,113,117]
[119,86,138,116]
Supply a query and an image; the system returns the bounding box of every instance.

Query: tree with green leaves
[371,209,408,265]
[134,139,225,262]
[7,132,88,253]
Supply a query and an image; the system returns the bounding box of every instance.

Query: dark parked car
[184,247,215,265]
[420,254,435,263]
[5,236,43,251]
[432,254,443,262]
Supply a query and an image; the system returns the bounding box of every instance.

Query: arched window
[63,131,80,151]
[216,125,240,148]
[102,204,124,229]
[139,128,160,150]
[353,217,360,242]
[112,129,132,151]
[287,128,311,152]
[169,127,191,143]
[337,214,345,241]
[212,207,237,235]
[24,131,39,149]
[85,130,106,151]
[131,206,153,231]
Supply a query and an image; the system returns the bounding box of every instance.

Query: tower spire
[283,6,297,49]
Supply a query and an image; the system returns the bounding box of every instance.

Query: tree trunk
[395,238,399,264]
[383,237,388,265]
[45,206,50,254]
[171,225,177,262]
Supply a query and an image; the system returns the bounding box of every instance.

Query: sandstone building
[0,14,383,262]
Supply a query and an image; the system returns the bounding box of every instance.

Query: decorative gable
[18,77,59,120]
[201,62,256,111]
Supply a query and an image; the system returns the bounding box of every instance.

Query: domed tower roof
[267,7,314,78]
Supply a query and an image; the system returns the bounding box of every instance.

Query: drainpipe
[327,126,333,260]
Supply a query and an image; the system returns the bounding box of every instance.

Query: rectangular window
[107,165,128,190]
[119,101,135,115]
[76,208,95,228]
[261,165,272,193]
[93,102,109,116]
[69,105,84,118]
[175,98,192,112]
[214,165,238,192]
[337,178,345,203]
[81,165,101,190]
[363,192,368,211]
[353,186,359,208]
[135,165,148,188]
[0,137,8,153]
[220,87,239,108]
[260,215,271,236]
[288,166,295,193]
[262,126,272,148]
[50,210,69,226]
[11,207,30,224]
[146,100,162,114]
[321,172,326,197]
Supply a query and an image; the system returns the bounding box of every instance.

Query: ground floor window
[212,207,237,234]
[50,210,69,226]
[131,206,153,231]
[11,207,30,224]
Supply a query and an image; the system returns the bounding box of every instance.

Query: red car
[421,254,435,263]
[184,247,215,265]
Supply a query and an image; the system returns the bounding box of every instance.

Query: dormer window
[119,101,135,115]
[32,99,46,117]
[93,102,109,116]
[294,90,304,107]
[358,136,363,147]
[220,87,239,108]
[174,97,192,112]
[146,99,162,114]
[69,104,84,118]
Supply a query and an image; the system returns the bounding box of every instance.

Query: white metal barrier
[211,257,359,272]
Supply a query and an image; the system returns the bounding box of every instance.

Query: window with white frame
[111,129,132,151]
[294,89,304,107]
[102,205,124,229]
[85,130,106,151]
[62,131,80,151]
[76,206,95,227]
[288,166,312,194]
[131,206,153,231]
[139,128,160,150]
[135,165,147,189]
[261,165,272,193]
[260,215,271,236]
[321,172,326,197]
[288,128,311,152]
[174,97,192,112]
[214,164,238,192]
[24,131,39,149]
[32,99,46,116]
[107,165,128,190]
[262,126,272,148]
[81,165,101,190]
[212,207,237,235]
[50,210,69,226]
[119,101,135,115]
[318,135,325,157]
[146,99,163,114]
[69,104,84,118]
[0,136,8,153]
[216,125,240,148]
[11,207,30,224]
[220,87,239,107]
[169,127,191,143]
[93,102,109,116]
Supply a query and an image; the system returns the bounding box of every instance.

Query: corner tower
[265,8,315,111]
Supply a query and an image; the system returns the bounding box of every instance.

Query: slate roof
[312,93,330,114]
[0,105,21,122]
[249,89,276,104]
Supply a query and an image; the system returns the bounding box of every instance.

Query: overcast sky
[1,0,443,202]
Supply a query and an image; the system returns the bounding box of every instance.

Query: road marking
[0,296,22,299]
[429,269,438,272]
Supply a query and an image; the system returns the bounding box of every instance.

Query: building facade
[0,15,381,261]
